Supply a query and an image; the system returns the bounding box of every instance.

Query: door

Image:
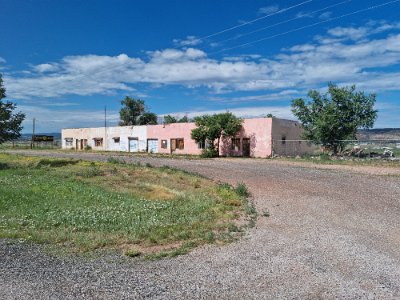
[129,138,139,152]
[147,139,158,153]
[242,138,251,157]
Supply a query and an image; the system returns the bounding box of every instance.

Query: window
[65,138,73,147]
[177,139,184,150]
[231,138,241,151]
[161,140,168,149]
[113,137,120,143]
[281,136,286,145]
[198,140,206,149]
[171,138,184,150]
[94,138,103,147]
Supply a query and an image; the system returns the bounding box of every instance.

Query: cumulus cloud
[3,21,400,100]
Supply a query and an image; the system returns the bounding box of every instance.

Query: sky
[0,0,400,133]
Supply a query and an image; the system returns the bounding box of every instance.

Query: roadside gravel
[1,150,400,299]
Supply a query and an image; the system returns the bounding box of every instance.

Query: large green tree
[0,74,25,144]
[119,96,157,125]
[291,84,377,154]
[191,112,242,157]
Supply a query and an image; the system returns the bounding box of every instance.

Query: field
[0,153,254,257]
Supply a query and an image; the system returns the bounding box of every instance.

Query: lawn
[0,153,254,257]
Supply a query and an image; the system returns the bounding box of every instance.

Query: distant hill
[357,128,400,140]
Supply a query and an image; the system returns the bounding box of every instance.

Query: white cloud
[171,105,294,120]
[3,21,400,100]
[258,5,279,15]
[173,36,202,47]
[319,11,332,20]
[20,105,120,133]
[33,63,60,73]
[209,89,302,103]
[0,57,6,63]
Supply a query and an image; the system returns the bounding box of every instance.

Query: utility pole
[104,106,107,150]
[31,118,36,149]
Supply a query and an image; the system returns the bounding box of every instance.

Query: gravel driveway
[1,150,400,299]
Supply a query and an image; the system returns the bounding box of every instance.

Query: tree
[178,115,189,123]
[138,112,157,125]
[163,115,189,124]
[163,115,177,124]
[119,96,157,125]
[291,84,377,154]
[191,112,242,157]
[0,74,25,144]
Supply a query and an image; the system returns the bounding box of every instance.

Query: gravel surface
[1,150,400,299]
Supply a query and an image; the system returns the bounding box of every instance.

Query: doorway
[242,138,251,157]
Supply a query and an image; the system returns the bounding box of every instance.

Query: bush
[200,148,218,158]
[235,182,250,198]
[84,145,92,151]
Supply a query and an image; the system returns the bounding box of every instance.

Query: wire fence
[0,139,62,149]
[272,139,400,157]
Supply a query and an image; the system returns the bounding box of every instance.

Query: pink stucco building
[61,117,312,157]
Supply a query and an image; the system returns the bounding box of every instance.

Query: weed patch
[0,153,249,257]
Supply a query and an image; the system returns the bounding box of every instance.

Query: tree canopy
[163,115,190,124]
[291,84,377,153]
[119,96,157,125]
[0,74,25,144]
[191,112,242,157]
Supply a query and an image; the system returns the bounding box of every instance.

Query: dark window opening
[94,138,103,147]
[161,140,168,149]
[231,138,241,151]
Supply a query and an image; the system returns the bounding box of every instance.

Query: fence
[0,139,62,149]
[272,139,400,157]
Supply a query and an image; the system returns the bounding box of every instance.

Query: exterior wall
[146,123,202,155]
[61,125,147,152]
[62,127,106,150]
[271,118,313,156]
[61,117,313,157]
[220,118,273,158]
[106,126,147,152]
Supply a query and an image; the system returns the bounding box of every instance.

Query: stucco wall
[147,123,202,155]
[61,125,147,152]
[220,118,273,158]
[271,118,313,156]
[105,126,147,152]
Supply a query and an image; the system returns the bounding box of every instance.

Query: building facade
[61,118,312,157]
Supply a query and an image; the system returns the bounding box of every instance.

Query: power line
[212,0,400,54]
[215,0,353,45]
[199,0,313,40]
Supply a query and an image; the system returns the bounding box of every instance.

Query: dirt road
[1,150,400,299]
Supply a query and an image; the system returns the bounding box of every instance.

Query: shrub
[84,145,92,151]
[200,148,218,158]
[235,182,250,198]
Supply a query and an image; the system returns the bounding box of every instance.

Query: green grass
[0,153,253,256]
[285,154,400,167]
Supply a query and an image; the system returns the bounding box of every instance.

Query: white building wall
[61,125,147,152]
[106,125,147,152]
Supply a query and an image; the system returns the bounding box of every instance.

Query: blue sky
[1,0,399,133]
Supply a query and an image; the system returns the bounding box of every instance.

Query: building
[61,117,312,157]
